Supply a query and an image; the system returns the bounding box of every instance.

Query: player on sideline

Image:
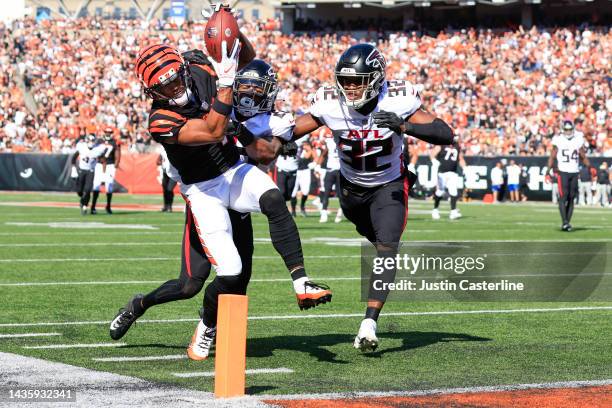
[293,43,454,351]
[430,141,465,220]
[72,134,107,215]
[547,120,590,231]
[91,127,121,214]
[111,41,330,358]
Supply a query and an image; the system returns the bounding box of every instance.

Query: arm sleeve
[148,109,187,143]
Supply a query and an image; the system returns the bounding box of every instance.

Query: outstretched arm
[373,108,454,145]
[293,113,323,140]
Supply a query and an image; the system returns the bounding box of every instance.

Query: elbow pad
[405,119,454,145]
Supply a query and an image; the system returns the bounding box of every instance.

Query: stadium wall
[0,153,607,200]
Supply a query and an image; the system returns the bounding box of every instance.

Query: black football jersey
[147,60,239,184]
[436,143,460,173]
[105,140,118,165]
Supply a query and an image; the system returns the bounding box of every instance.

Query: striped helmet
[135,44,185,100]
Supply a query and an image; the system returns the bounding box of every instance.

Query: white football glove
[70,165,78,178]
[211,40,241,88]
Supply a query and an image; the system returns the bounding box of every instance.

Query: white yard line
[23,342,127,349]
[0,277,361,287]
[173,368,294,378]
[261,379,612,400]
[0,332,61,338]
[2,306,610,328]
[0,255,363,263]
[2,273,611,287]
[93,354,187,362]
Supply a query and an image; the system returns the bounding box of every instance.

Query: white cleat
[187,319,216,361]
[431,209,441,220]
[353,318,378,352]
[335,208,343,223]
[449,209,462,220]
[319,210,328,223]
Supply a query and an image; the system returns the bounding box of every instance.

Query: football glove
[201,3,233,18]
[210,40,241,88]
[373,110,404,134]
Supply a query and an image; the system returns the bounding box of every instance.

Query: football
[204,8,239,63]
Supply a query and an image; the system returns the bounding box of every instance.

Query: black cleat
[105,206,113,214]
[90,208,97,215]
[562,223,573,232]
[296,281,332,310]
[110,294,144,340]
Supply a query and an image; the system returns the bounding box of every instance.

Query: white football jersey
[553,132,584,173]
[324,137,341,171]
[76,141,106,172]
[309,80,421,187]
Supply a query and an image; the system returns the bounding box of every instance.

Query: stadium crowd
[0,17,610,157]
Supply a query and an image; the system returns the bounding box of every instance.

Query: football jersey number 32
[341,138,393,172]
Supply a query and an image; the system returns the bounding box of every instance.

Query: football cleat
[187,319,216,361]
[300,209,308,217]
[431,209,441,220]
[319,210,328,223]
[562,223,573,232]
[449,209,462,220]
[105,206,113,214]
[81,205,88,215]
[335,208,343,223]
[90,208,97,215]
[109,294,144,340]
[353,318,378,352]
[295,280,332,310]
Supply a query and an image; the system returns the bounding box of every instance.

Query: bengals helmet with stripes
[135,44,187,101]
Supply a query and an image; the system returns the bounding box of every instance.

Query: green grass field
[0,192,610,396]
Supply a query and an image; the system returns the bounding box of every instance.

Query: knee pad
[216,275,245,293]
[259,189,286,216]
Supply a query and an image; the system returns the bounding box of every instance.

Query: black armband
[236,125,255,146]
[212,99,232,116]
[404,118,454,145]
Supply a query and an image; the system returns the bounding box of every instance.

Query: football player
[548,120,591,231]
[317,130,343,223]
[293,43,454,351]
[430,141,466,220]
[72,134,107,215]
[292,140,316,217]
[91,127,121,214]
[111,42,330,359]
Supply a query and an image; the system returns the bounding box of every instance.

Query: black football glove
[280,141,298,157]
[373,110,404,134]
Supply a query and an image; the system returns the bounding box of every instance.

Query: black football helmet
[232,59,279,118]
[335,43,386,109]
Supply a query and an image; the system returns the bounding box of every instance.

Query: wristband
[212,99,232,116]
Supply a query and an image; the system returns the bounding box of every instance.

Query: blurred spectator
[0,17,609,158]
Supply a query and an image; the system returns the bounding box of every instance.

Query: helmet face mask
[335,44,386,109]
[233,60,278,118]
[144,66,188,104]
